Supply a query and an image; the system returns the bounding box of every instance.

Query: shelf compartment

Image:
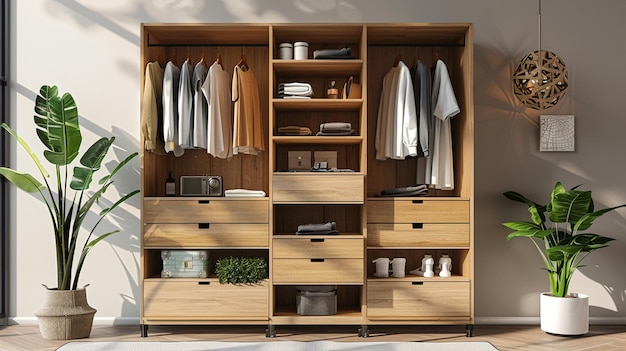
[273,285,363,323]
[272,60,363,75]
[143,279,269,318]
[273,237,363,259]
[272,173,364,203]
[273,204,363,236]
[366,249,469,279]
[144,223,269,248]
[273,99,363,111]
[367,223,469,248]
[366,280,470,319]
[272,258,363,284]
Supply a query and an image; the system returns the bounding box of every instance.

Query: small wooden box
[288,151,311,171]
[161,250,209,278]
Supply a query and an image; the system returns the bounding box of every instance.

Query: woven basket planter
[35,285,97,340]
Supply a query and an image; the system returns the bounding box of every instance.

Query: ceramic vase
[540,292,589,335]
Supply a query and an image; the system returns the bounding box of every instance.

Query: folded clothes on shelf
[313,47,355,59]
[278,82,313,98]
[277,126,312,135]
[224,189,267,197]
[296,221,339,235]
[316,121,355,136]
[379,185,429,197]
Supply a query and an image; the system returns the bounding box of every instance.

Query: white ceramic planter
[540,292,589,335]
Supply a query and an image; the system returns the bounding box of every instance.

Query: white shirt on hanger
[162,61,184,157]
[202,61,233,159]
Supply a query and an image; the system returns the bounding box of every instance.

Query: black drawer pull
[310,258,325,262]
[198,223,210,229]
[412,200,424,204]
[412,223,424,229]
[198,281,211,285]
[411,281,424,285]
[198,200,211,204]
[310,238,325,243]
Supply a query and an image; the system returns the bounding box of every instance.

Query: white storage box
[161,250,209,278]
[296,285,337,315]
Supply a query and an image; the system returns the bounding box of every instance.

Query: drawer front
[367,223,469,247]
[367,199,469,223]
[143,198,268,223]
[273,237,363,259]
[367,281,470,319]
[144,223,269,247]
[273,174,364,203]
[143,279,269,318]
[273,259,363,284]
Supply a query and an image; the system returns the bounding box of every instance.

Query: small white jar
[294,41,308,60]
[279,43,293,60]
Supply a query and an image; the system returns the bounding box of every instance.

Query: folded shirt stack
[379,185,429,197]
[224,189,267,197]
[276,125,312,136]
[278,82,313,99]
[316,122,355,136]
[296,221,339,235]
[313,47,355,60]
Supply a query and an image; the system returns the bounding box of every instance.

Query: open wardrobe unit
[139,23,474,338]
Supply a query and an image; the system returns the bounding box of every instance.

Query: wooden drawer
[143,279,268,318]
[367,223,469,247]
[273,237,363,259]
[144,223,269,247]
[143,198,268,223]
[272,258,363,284]
[367,281,470,319]
[367,199,469,223]
[273,174,364,203]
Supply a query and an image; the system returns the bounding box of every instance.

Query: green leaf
[34,86,82,166]
[549,189,592,225]
[1,123,49,178]
[574,205,626,232]
[0,167,45,193]
[70,137,114,191]
[70,167,94,190]
[505,229,554,241]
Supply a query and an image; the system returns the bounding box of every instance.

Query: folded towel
[277,126,312,135]
[313,47,355,59]
[320,122,352,131]
[296,221,339,235]
[224,189,266,197]
[316,129,355,136]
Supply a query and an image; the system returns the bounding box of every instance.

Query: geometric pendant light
[513,0,568,110]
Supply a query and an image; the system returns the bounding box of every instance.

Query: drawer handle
[310,258,325,262]
[310,238,325,243]
[412,200,423,204]
[198,223,210,229]
[411,282,424,285]
[412,223,423,229]
[198,200,211,204]
[198,281,211,285]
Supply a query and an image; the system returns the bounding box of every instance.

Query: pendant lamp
[513,0,568,110]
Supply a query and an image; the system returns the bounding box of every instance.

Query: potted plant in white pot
[0,85,138,339]
[502,181,625,335]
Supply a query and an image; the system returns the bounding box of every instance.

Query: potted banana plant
[502,182,625,335]
[0,85,138,339]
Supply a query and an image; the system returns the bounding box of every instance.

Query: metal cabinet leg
[466,323,474,337]
[265,324,276,338]
[140,324,148,337]
[358,325,369,338]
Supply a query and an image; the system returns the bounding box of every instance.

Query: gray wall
[8,0,626,324]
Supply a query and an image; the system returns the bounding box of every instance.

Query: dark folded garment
[316,129,356,136]
[296,221,339,235]
[313,48,355,59]
[380,185,429,197]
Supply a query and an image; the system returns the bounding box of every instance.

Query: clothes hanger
[412,54,420,68]
[237,51,249,71]
[393,53,401,67]
[216,51,223,69]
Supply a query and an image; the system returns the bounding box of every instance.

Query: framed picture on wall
[540,115,575,152]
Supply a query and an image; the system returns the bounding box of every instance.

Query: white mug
[391,257,406,278]
[372,257,390,277]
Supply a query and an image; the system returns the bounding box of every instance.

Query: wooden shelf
[272,59,363,75]
[272,98,363,111]
[272,135,363,145]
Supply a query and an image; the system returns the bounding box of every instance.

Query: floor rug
[56,340,498,351]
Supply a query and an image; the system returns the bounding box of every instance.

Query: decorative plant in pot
[502,181,625,335]
[0,85,138,339]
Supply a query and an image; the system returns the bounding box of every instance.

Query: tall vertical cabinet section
[140,23,474,337]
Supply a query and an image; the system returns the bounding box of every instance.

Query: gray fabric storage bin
[296,285,337,316]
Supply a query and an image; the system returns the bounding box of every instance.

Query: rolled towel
[320,122,352,131]
[296,221,339,235]
[224,189,266,197]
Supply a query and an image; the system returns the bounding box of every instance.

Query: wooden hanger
[237,52,249,71]
[393,53,401,67]
[216,52,223,69]
[412,54,420,68]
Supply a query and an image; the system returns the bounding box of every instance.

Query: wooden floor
[1,324,625,351]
